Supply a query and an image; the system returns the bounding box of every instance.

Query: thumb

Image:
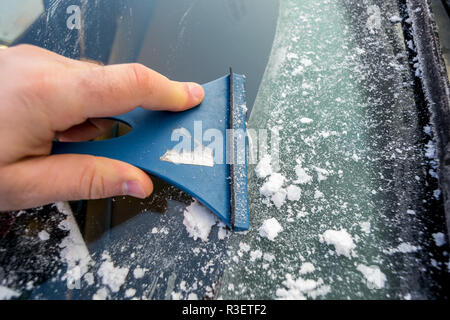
[0,154,153,211]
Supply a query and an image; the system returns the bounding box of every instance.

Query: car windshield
[1,0,449,300]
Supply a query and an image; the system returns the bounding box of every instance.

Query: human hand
[0,44,204,211]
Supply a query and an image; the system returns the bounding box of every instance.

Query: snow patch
[259,218,283,241]
[260,173,285,197]
[276,274,330,300]
[300,117,313,124]
[389,15,402,23]
[294,165,313,184]
[286,185,301,201]
[356,264,387,289]
[125,288,136,298]
[255,155,273,178]
[133,267,147,279]
[366,5,381,34]
[183,201,217,242]
[260,172,288,208]
[299,262,315,275]
[93,287,109,300]
[432,232,446,247]
[38,230,50,241]
[359,221,371,234]
[250,250,263,262]
[387,242,420,254]
[320,229,356,258]
[97,253,129,293]
[0,286,20,300]
[56,202,92,289]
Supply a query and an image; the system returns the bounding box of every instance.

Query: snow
[0,286,20,300]
[396,243,420,253]
[387,242,420,254]
[286,185,301,201]
[56,202,91,289]
[84,272,94,286]
[125,288,136,298]
[250,250,263,262]
[259,172,288,208]
[38,230,50,241]
[93,287,109,300]
[433,189,441,200]
[287,52,299,60]
[133,267,146,279]
[97,253,129,293]
[263,253,276,263]
[299,262,315,275]
[359,221,371,234]
[424,140,436,159]
[389,15,402,23]
[300,58,313,67]
[271,189,287,208]
[239,242,251,252]
[183,200,217,242]
[217,223,228,240]
[187,293,199,300]
[292,65,304,76]
[300,117,313,124]
[320,229,356,258]
[313,166,330,181]
[356,264,387,289]
[260,173,285,197]
[276,274,330,300]
[366,5,381,34]
[432,232,446,247]
[314,190,324,199]
[258,218,283,241]
[255,155,273,178]
[171,291,182,300]
[294,165,313,184]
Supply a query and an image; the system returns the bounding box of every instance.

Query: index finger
[51,63,204,127]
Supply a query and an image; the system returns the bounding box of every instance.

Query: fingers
[4,45,205,132]
[0,155,153,211]
[57,119,116,142]
[54,63,204,125]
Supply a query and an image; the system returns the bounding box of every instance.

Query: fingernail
[188,83,204,103]
[122,180,147,199]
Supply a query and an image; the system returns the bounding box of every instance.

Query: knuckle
[0,46,54,97]
[78,157,106,199]
[128,63,151,93]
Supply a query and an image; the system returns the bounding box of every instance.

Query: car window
[1,0,449,301]
[0,0,279,300]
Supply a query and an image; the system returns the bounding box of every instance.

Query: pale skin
[0,44,205,211]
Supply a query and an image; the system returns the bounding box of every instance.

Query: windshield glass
[1,0,449,301]
[0,0,279,300]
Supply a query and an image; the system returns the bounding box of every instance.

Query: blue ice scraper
[52,70,250,231]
